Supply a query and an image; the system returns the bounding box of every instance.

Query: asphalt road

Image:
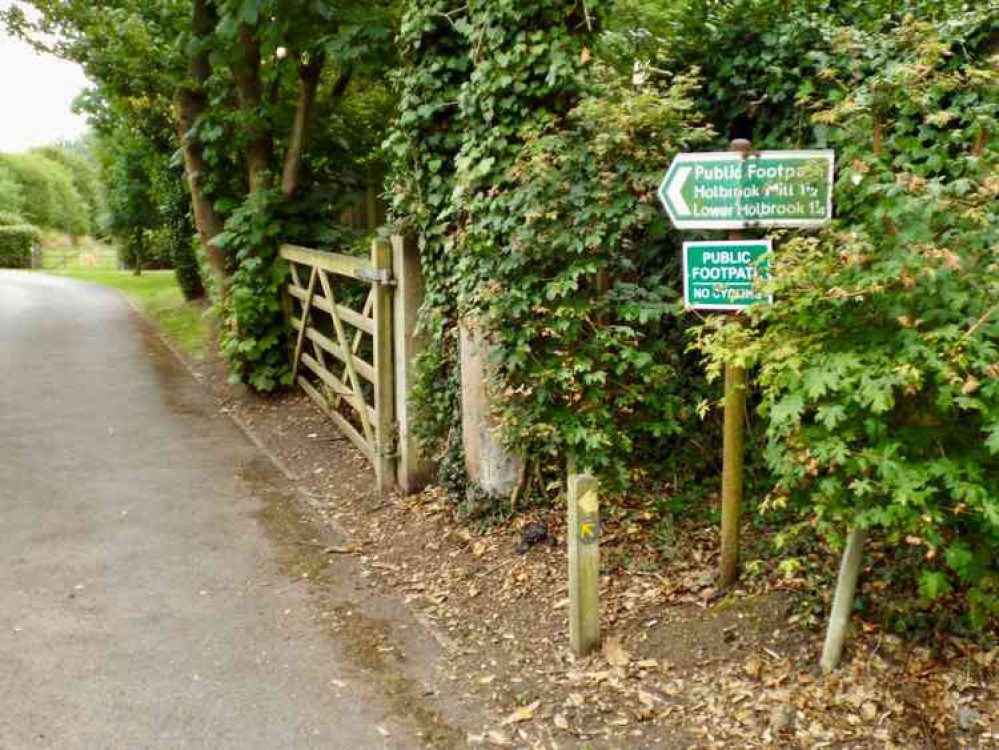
[0,272,420,749]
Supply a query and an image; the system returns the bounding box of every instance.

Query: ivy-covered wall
[387,1,474,488]
[389,1,727,499]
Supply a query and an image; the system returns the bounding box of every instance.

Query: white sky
[0,28,91,153]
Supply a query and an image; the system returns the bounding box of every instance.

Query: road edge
[112,287,301,484]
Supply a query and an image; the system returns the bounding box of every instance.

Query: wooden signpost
[568,139,836,660]
[659,140,834,590]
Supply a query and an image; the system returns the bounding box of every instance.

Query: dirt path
[0,271,468,749]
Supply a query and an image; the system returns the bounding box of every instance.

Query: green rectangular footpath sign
[683,239,772,311]
[660,150,834,230]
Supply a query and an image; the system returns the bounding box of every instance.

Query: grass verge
[47,269,211,363]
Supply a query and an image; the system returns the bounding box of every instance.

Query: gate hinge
[358,268,395,286]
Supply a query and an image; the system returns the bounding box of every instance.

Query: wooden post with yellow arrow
[568,472,600,656]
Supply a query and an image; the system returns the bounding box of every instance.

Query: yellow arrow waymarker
[580,522,595,539]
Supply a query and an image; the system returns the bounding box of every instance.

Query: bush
[386,1,475,464]
[0,152,90,235]
[161,179,204,300]
[31,146,102,227]
[0,224,41,268]
[0,211,25,226]
[171,227,204,300]
[214,188,291,392]
[467,74,716,487]
[695,14,999,628]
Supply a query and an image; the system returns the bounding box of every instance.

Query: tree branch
[232,22,272,193]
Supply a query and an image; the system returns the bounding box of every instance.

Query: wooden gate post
[372,238,396,495]
[392,234,434,493]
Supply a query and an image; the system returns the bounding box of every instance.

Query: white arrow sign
[667,166,691,216]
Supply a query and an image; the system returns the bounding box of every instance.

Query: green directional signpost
[659,150,834,230]
[659,140,835,593]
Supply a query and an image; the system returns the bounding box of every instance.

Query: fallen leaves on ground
[206,369,999,750]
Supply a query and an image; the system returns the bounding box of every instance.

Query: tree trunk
[280,52,326,198]
[233,23,272,193]
[132,230,144,276]
[174,0,227,294]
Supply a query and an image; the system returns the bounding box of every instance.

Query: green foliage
[613,0,997,148]
[31,146,102,226]
[214,189,291,392]
[163,185,205,301]
[387,0,473,459]
[468,71,716,486]
[101,131,159,271]
[0,163,23,215]
[130,228,178,271]
[0,211,25,226]
[454,0,598,311]
[7,0,402,392]
[695,13,999,628]
[390,0,724,491]
[12,0,998,636]
[201,1,401,389]
[0,152,90,235]
[0,223,40,268]
[98,128,198,283]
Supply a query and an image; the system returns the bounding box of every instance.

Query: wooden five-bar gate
[280,237,429,494]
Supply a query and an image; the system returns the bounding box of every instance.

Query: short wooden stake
[821,526,867,671]
[568,473,600,657]
[719,361,746,588]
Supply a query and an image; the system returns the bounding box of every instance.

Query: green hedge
[0,224,41,268]
[0,211,25,227]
